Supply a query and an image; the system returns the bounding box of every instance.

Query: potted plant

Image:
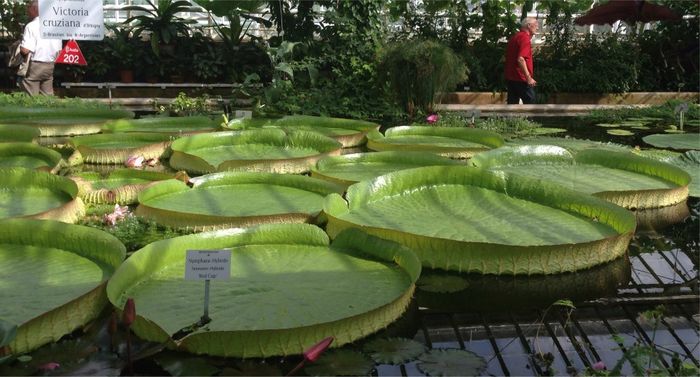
[105,26,141,83]
[122,0,195,58]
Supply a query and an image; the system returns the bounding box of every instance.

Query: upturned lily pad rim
[324,166,636,274]
[0,167,85,222]
[367,126,504,154]
[0,124,41,142]
[70,132,174,148]
[0,142,63,170]
[0,219,125,354]
[137,172,344,230]
[0,106,134,120]
[169,128,343,173]
[105,224,420,357]
[472,145,690,187]
[101,116,219,134]
[311,151,463,186]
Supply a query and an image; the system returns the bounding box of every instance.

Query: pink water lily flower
[38,362,60,371]
[426,114,439,124]
[125,155,145,168]
[104,204,130,226]
[304,336,334,363]
[592,361,606,371]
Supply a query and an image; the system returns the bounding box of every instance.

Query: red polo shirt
[505,30,533,82]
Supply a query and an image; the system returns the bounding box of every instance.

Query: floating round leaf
[664,129,686,134]
[169,129,342,174]
[69,132,173,164]
[417,349,486,376]
[631,125,651,130]
[0,107,134,137]
[606,129,635,136]
[0,168,85,222]
[273,115,380,147]
[0,219,125,354]
[106,224,421,357]
[366,126,504,158]
[71,169,181,205]
[136,172,344,230]
[643,133,700,151]
[508,136,630,153]
[0,143,62,172]
[362,337,427,364]
[102,116,219,135]
[639,150,700,198]
[0,124,40,142]
[325,166,636,274]
[532,127,567,135]
[471,146,690,209]
[311,152,462,187]
[595,123,620,128]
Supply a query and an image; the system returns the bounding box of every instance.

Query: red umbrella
[574,0,682,26]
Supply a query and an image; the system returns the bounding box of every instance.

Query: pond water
[2,115,698,376]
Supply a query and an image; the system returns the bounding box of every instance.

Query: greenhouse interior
[0,0,698,376]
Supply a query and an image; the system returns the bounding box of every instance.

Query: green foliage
[0,92,112,109]
[79,214,190,252]
[474,116,542,137]
[122,0,195,56]
[0,0,28,40]
[583,101,700,123]
[379,39,466,115]
[104,25,143,70]
[158,92,211,116]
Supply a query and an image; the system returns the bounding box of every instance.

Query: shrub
[378,39,467,116]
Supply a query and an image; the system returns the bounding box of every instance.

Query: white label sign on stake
[39,0,104,40]
[185,250,231,281]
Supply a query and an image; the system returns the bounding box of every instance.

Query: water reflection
[416,256,631,313]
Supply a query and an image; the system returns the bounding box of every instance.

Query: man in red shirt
[504,18,538,104]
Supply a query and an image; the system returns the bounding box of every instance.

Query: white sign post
[185,250,231,324]
[38,0,104,40]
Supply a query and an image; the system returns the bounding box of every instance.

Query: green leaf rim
[169,129,343,174]
[106,224,420,357]
[0,142,63,172]
[1,219,125,354]
[70,132,174,164]
[366,126,504,158]
[324,166,636,275]
[136,172,344,231]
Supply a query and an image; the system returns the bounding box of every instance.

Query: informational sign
[55,39,87,65]
[39,0,104,40]
[185,250,231,281]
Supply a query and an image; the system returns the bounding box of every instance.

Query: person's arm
[20,46,31,56]
[517,56,536,86]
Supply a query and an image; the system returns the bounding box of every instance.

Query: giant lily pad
[0,143,62,172]
[643,133,700,151]
[106,224,420,357]
[366,127,504,158]
[71,169,184,205]
[0,124,40,142]
[508,137,630,153]
[272,115,380,147]
[101,116,219,135]
[311,152,462,187]
[0,219,125,354]
[169,129,342,174]
[665,151,700,198]
[136,172,344,230]
[0,107,134,137]
[471,146,690,209]
[325,166,636,274]
[0,168,85,222]
[0,106,134,121]
[69,132,173,164]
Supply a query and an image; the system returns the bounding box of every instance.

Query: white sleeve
[20,23,36,53]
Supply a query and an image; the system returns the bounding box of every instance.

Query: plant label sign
[55,40,87,65]
[185,250,231,281]
[39,0,104,40]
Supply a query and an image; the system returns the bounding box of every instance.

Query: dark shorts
[506,80,536,104]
